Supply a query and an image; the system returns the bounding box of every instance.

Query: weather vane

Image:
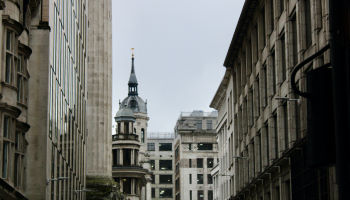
[131,48,134,58]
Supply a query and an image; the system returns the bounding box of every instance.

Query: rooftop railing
[112,134,139,141]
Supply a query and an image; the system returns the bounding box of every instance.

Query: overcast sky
[112,0,245,133]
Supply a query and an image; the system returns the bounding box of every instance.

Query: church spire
[128,48,138,96]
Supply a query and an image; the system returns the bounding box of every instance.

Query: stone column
[131,149,135,165]
[86,0,114,199]
[146,181,152,200]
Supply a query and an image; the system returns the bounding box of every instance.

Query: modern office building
[147,133,175,200]
[0,1,39,199]
[174,111,218,200]
[221,0,337,199]
[26,0,88,199]
[113,51,152,199]
[209,69,234,200]
[85,0,113,197]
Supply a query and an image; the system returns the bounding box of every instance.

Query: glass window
[150,160,155,170]
[123,178,132,194]
[189,174,192,184]
[2,142,9,178]
[291,13,298,66]
[197,174,203,184]
[147,143,155,151]
[151,174,155,184]
[196,120,202,129]
[305,0,312,47]
[271,50,276,94]
[197,190,204,200]
[6,30,12,50]
[159,143,172,151]
[207,158,214,168]
[152,188,155,198]
[112,149,119,167]
[197,143,213,150]
[141,128,145,143]
[208,190,213,200]
[159,160,172,170]
[3,116,10,138]
[5,53,12,83]
[280,33,286,81]
[189,159,192,168]
[283,103,289,150]
[14,154,19,187]
[207,120,212,130]
[207,174,213,184]
[279,0,284,15]
[197,158,203,168]
[159,175,172,184]
[159,188,172,198]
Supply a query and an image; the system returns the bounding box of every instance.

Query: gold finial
[131,48,134,58]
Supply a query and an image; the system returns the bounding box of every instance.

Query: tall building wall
[26,0,88,199]
[0,1,39,199]
[174,111,218,200]
[221,0,337,199]
[86,0,112,178]
[210,69,234,200]
[146,135,175,200]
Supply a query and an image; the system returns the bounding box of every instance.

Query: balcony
[112,134,139,141]
[112,165,149,182]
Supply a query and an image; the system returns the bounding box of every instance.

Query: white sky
[112,0,245,132]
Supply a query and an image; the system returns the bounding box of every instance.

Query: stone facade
[112,107,148,200]
[215,0,337,199]
[0,1,39,199]
[25,0,88,199]
[146,133,175,200]
[174,111,218,200]
[85,0,113,198]
[209,70,234,200]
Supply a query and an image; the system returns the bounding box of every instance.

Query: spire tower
[128,48,138,96]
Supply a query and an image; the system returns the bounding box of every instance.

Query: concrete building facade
[146,133,175,200]
[174,111,218,200]
[0,1,39,199]
[219,0,336,199]
[26,0,88,199]
[85,0,113,196]
[210,70,235,200]
[113,52,152,200]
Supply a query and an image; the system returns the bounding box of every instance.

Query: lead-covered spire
[128,48,138,96]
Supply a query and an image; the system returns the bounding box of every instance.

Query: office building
[0,1,39,199]
[26,0,88,199]
[147,133,175,200]
[174,111,218,200]
[221,0,337,199]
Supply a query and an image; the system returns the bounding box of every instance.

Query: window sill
[1,81,17,91]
